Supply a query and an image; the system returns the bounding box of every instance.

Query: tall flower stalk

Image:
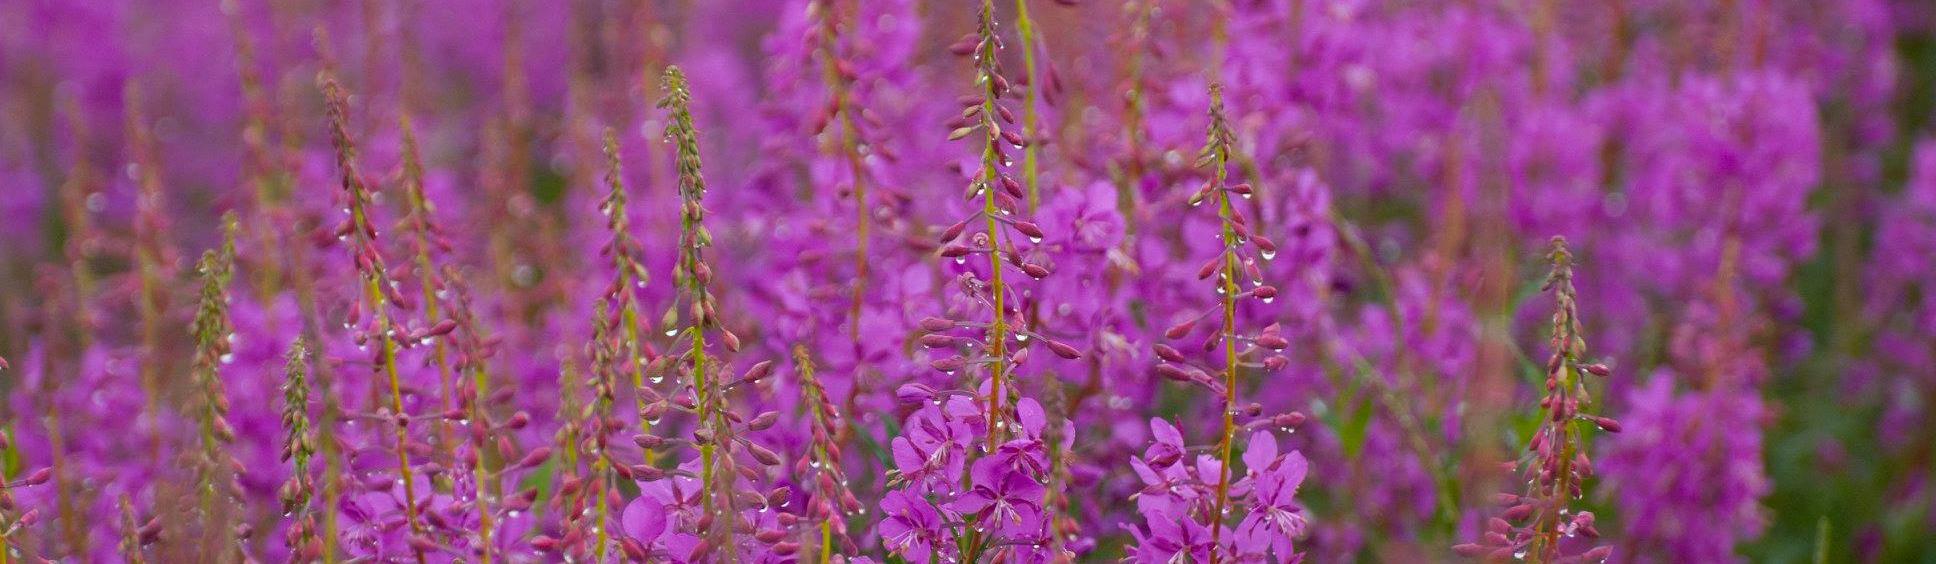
[1204,84,1246,556]
[1011,0,1044,210]
[808,0,877,347]
[279,340,320,560]
[124,84,178,466]
[654,65,785,559]
[938,0,1067,448]
[1134,83,1309,563]
[881,4,1082,561]
[663,64,732,544]
[583,301,620,562]
[596,129,655,447]
[1456,237,1617,562]
[790,346,859,561]
[397,116,457,414]
[187,214,246,560]
[319,73,428,563]
[442,267,513,563]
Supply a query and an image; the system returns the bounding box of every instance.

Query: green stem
[1014,0,1043,211]
[1206,108,1242,564]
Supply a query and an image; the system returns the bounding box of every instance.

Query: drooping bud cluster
[577,300,622,562]
[1456,237,1616,562]
[539,129,651,563]
[1131,83,1309,563]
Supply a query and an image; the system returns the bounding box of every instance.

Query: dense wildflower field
[0,0,1932,562]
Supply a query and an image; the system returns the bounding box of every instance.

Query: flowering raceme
[0,1,1927,562]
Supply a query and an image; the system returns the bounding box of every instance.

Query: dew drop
[1260,249,1277,261]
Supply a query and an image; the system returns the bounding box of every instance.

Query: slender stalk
[1203,84,1241,564]
[398,116,456,414]
[792,346,838,564]
[189,214,244,560]
[662,65,739,559]
[598,130,654,458]
[1013,0,1043,211]
[1115,0,1154,225]
[320,74,428,564]
[279,340,320,560]
[222,0,290,294]
[445,271,497,564]
[811,0,875,348]
[976,0,1013,449]
[124,84,173,468]
[588,302,618,564]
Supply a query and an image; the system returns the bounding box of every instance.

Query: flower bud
[1045,339,1082,359]
[513,447,552,469]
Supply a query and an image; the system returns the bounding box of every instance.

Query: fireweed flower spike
[188,214,250,560]
[652,65,789,560]
[880,3,1081,561]
[537,358,586,557]
[279,340,322,561]
[396,116,459,415]
[597,129,656,448]
[789,346,860,561]
[807,0,879,347]
[1134,83,1311,564]
[580,301,621,563]
[939,0,1077,449]
[440,268,524,563]
[1455,237,1615,562]
[319,72,429,563]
